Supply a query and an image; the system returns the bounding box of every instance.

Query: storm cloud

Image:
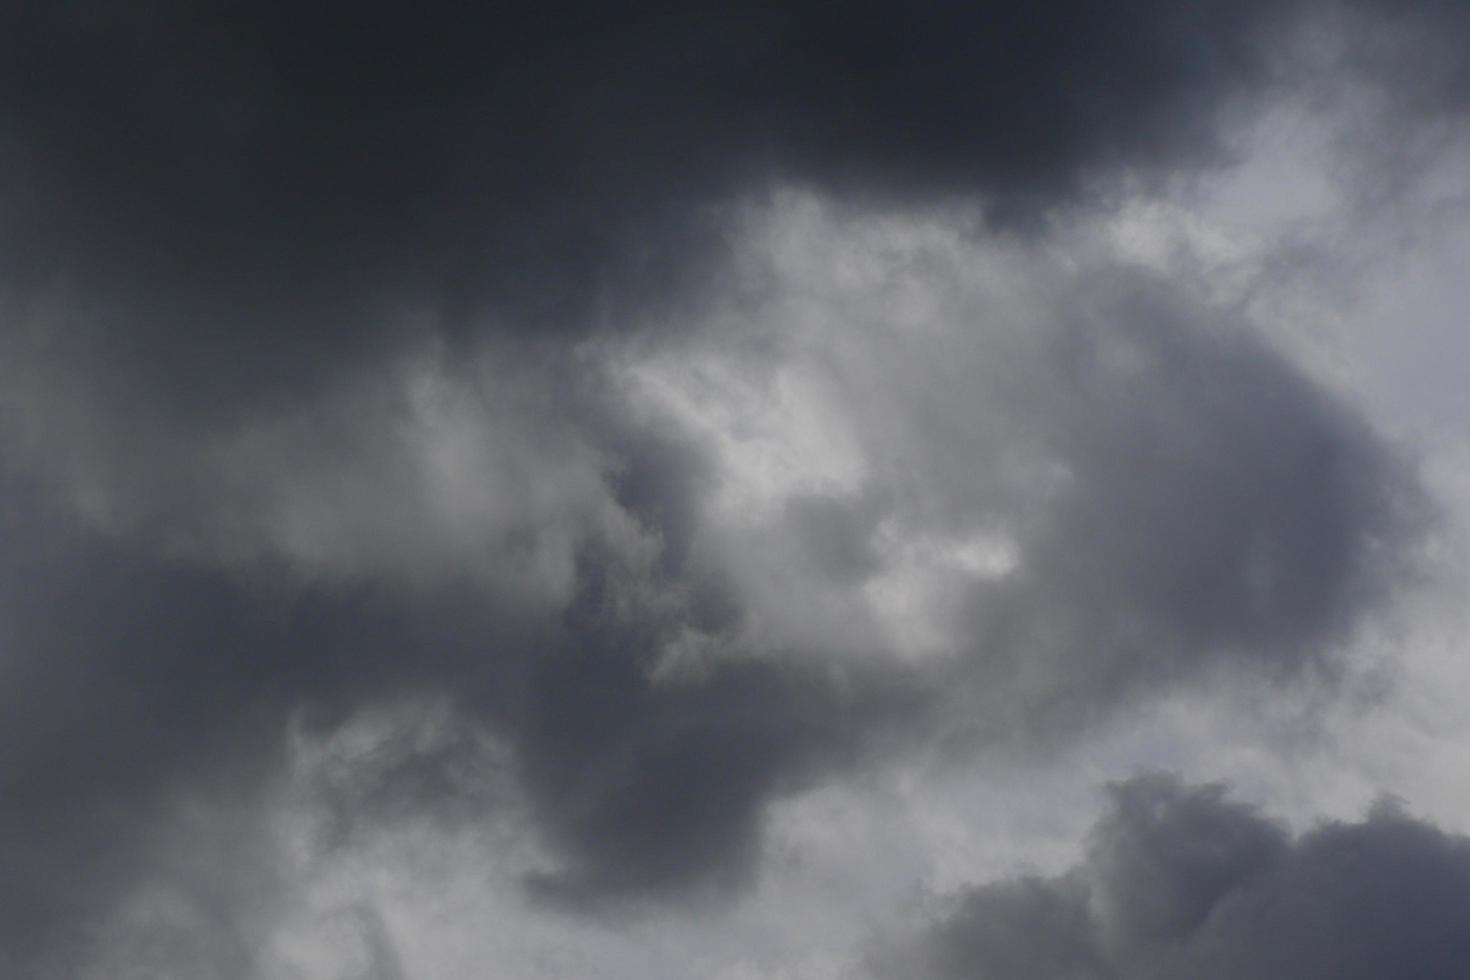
[0,197,1428,976]
[0,1,1468,977]
[893,774,1470,980]
[0,0,1324,426]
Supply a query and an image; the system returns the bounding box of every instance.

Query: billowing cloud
[0,2,1295,304]
[1,2,1468,976]
[892,773,1470,980]
[0,194,1428,976]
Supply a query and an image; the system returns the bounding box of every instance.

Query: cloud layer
[0,0,1323,430]
[896,774,1470,980]
[0,196,1429,977]
[1,1,1469,976]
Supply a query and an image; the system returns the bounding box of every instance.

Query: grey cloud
[1334,1,1470,122]
[784,492,889,586]
[0,471,542,974]
[513,545,927,908]
[892,773,1470,980]
[498,245,1424,906]
[0,0,1315,423]
[281,905,410,980]
[650,219,1426,742]
[948,281,1424,737]
[0,2,1463,969]
[0,458,913,966]
[0,211,1431,972]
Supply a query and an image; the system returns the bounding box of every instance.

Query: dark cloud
[0,0,1316,417]
[519,269,1425,905]
[0,460,915,965]
[1335,1,1470,119]
[0,1,1464,974]
[0,250,1431,972]
[0,470,544,974]
[892,774,1470,980]
[656,247,1427,744]
[517,608,920,907]
[943,279,1425,740]
[785,492,889,586]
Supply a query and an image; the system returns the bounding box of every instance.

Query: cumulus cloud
[0,194,1428,977]
[613,200,1424,732]
[1,1,1468,976]
[891,773,1470,980]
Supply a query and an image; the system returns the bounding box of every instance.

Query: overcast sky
[3,3,1470,978]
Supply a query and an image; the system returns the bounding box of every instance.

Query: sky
[2,2,1470,977]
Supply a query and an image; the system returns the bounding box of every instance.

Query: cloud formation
[0,0,1315,421]
[0,196,1428,977]
[894,773,1470,980]
[0,1,1467,976]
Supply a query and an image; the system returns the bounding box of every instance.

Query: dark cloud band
[894,774,1470,980]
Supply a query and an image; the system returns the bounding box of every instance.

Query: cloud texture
[896,774,1470,980]
[1,1,1468,976]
